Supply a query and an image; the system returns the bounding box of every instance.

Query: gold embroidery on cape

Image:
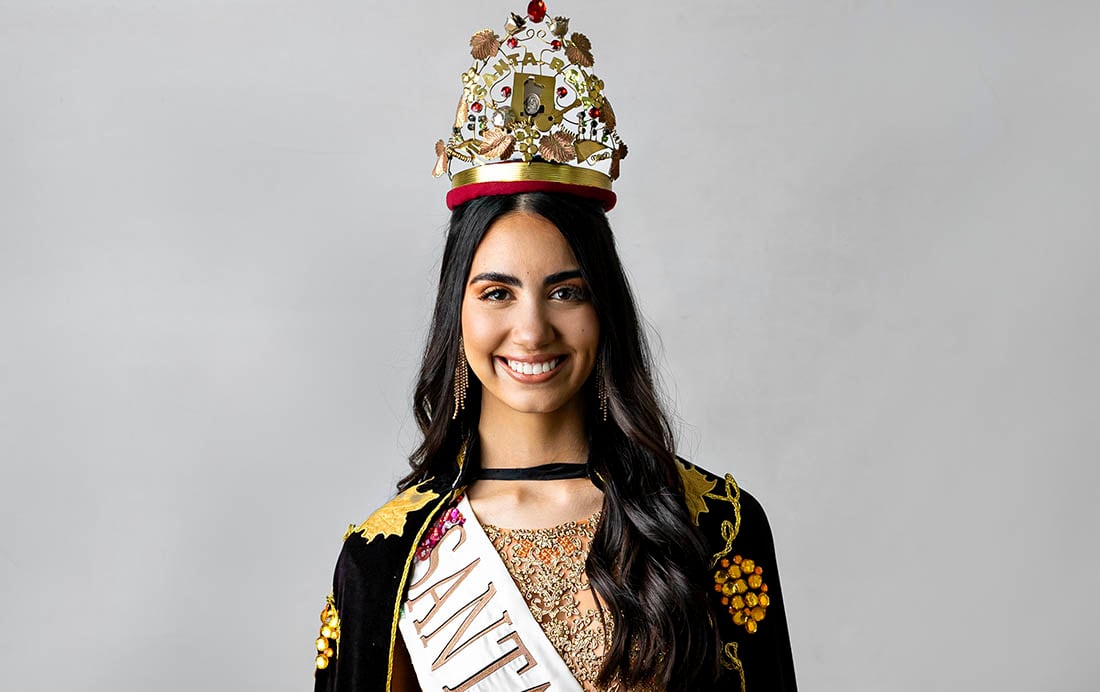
[714,554,770,634]
[721,642,747,692]
[678,463,717,525]
[676,463,740,532]
[678,466,758,658]
[482,513,614,691]
[705,474,742,569]
[314,592,340,672]
[351,484,439,543]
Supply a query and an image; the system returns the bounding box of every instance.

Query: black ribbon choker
[477,462,588,481]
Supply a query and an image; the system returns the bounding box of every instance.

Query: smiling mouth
[494,356,566,380]
[504,357,563,375]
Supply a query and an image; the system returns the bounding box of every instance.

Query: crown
[433,2,627,211]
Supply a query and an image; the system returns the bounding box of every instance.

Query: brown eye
[479,287,512,302]
[550,285,589,301]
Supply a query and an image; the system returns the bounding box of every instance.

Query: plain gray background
[2,1,1098,690]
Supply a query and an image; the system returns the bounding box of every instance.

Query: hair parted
[399,192,721,688]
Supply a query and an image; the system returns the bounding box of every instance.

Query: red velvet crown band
[446,161,617,211]
[446,180,617,211]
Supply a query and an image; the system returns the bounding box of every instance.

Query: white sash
[398,496,583,692]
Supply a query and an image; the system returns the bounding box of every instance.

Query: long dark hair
[400,192,721,688]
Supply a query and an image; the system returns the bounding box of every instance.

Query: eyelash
[476,285,590,302]
[478,287,512,302]
[550,285,589,301]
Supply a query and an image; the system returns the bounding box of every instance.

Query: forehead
[469,212,578,274]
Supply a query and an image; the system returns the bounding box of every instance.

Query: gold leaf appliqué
[598,97,616,131]
[609,142,628,181]
[469,29,501,60]
[454,94,469,131]
[539,131,576,163]
[565,32,594,67]
[678,463,718,525]
[351,484,439,543]
[479,127,517,160]
[432,139,448,178]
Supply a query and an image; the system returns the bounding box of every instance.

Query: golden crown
[433,2,627,210]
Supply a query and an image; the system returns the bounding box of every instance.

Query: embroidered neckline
[479,510,602,534]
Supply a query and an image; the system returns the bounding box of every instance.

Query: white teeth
[507,357,560,375]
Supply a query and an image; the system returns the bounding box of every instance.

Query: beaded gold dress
[481,512,612,691]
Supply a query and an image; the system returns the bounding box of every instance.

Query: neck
[476,398,588,469]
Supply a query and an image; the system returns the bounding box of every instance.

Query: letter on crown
[433,3,627,211]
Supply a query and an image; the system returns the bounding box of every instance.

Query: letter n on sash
[426,582,514,670]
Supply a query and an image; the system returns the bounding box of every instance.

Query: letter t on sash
[442,632,542,692]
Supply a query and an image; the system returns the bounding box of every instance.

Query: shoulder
[344,482,448,544]
[674,457,779,633]
[330,478,455,581]
[312,479,458,685]
[674,457,772,540]
[677,459,797,689]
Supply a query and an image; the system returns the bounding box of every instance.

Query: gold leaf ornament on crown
[433,2,628,203]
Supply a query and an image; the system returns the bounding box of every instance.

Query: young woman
[312,5,795,691]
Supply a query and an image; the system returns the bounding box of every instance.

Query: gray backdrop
[2,1,1097,690]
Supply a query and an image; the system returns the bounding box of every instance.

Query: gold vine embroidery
[721,642,747,692]
[707,474,742,569]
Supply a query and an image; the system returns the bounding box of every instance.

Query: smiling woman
[312,4,796,691]
[462,211,600,419]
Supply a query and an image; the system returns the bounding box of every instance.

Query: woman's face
[461,211,600,419]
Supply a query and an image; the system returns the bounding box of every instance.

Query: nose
[511,296,555,349]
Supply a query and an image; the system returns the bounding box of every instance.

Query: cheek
[566,307,600,352]
[461,305,504,359]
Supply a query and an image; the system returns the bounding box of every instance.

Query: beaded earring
[597,359,609,422]
[453,337,469,419]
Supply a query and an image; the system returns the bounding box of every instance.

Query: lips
[495,355,566,382]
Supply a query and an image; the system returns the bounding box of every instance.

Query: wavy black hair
[399,192,721,688]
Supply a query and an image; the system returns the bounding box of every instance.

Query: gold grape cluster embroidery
[313,593,340,671]
[714,555,769,634]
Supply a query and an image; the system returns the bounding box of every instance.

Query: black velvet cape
[312,458,797,691]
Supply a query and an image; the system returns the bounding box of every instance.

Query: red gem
[556,86,568,98]
[471,102,483,113]
[589,107,600,118]
[506,37,518,49]
[527,0,547,23]
[551,39,562,50]
[501,86,512,97]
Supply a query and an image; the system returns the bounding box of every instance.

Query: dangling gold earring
[597,359,609,422]
[453,337,469,419]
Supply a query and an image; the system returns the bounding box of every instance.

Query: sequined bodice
[482,513,611,690]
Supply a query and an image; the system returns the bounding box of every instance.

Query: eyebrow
[468,269,583,287]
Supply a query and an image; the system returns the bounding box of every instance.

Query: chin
[501,397,572,416]
[487,388,584,417]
